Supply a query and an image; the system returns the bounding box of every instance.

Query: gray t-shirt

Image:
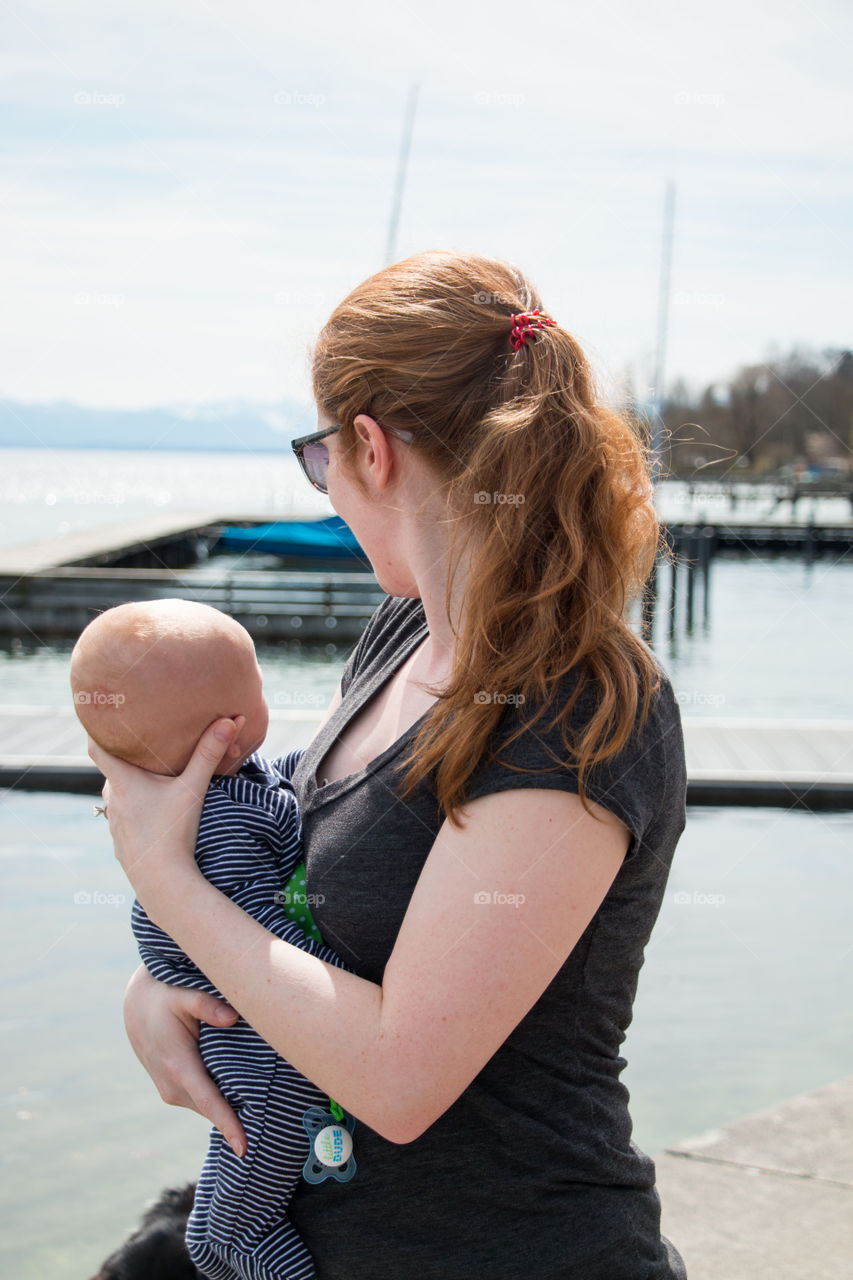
[288,594,687,1280]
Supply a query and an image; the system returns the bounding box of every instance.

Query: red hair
[312,250,662,828]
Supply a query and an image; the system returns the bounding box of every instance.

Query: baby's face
[216,658,269,775]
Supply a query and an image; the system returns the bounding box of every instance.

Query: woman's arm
[96,719,627,1145]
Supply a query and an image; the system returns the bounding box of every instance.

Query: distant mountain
[0,397,316,452]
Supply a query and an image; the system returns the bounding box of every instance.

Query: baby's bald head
[70,599,268,775]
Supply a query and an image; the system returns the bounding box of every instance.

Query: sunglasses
[291,422,415,494]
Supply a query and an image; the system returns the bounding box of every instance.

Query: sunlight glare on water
[0,448,328,550]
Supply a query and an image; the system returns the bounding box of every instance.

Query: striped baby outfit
[131,750,350,1280]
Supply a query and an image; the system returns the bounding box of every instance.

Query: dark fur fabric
[90,1183,202,1279]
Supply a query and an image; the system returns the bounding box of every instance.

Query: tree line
[645,347,853,479]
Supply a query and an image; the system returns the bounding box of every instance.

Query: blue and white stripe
[132,750,349,1280]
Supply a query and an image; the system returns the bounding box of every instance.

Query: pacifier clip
[280,862,358,1184]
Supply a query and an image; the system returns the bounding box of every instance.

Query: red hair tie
[509,309,557,352]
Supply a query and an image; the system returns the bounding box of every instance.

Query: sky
[2,0,851,418]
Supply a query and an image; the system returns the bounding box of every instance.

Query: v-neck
[304,616,432,808]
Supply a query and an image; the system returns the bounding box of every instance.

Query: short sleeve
[463,671,685,860]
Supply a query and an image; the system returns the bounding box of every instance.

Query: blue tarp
[217,516,367,562]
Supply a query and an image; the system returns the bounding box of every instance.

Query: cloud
[1,0,851,407]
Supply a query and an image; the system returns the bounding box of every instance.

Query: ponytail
[312,250,662,828]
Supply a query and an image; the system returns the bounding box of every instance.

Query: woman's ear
[352,414,396,491]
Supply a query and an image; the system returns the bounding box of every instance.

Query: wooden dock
[1,711,852,807]
[666,520,853,556]
[0,512,224,575]
[682,718,853,807]
[0,707,329,793]
[1,507,850,644]
[0,513,385,642]
[2,509,850,580]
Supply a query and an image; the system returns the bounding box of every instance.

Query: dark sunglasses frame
[290,424,342,493]
[291,422,415,494]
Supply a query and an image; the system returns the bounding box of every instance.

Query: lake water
[1,446,852,721]
[2,795,851,1279]
[1,446,852,552]
[0,447,329,550]
[1,448,851,1277]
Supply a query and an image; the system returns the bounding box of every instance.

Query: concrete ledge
[656,1076,853,1279]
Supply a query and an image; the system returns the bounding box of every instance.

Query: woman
[94,250,688,1279]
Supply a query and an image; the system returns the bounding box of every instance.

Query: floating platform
[0,512,223,576]
[0,565,386,642]
[2,711,852,806]
[0,513,382,641]
[681,717,853,807]
[0,508,850,645]
[666,520,853,556]
[0,707,329,794]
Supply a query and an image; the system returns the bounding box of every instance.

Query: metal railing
[0,566,387,642]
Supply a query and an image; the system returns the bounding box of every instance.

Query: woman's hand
[88,716,244,923]
[123,964,248,1158]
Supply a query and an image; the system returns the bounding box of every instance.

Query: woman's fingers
[181,987,241,1028]
[183,1064,248,1159]
[158,1022,248,1159]
[172,997,248,1156]
[122,966,247,1157]
[180,715,246,795]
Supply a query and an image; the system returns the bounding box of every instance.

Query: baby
[71,599,355,1280]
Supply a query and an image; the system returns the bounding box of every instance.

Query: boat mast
[651,179,676,478]
[385,83,419,266]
